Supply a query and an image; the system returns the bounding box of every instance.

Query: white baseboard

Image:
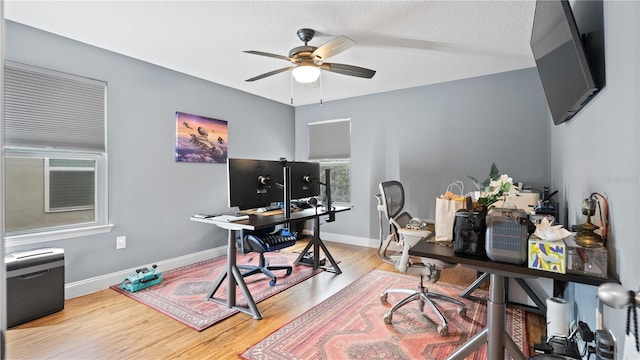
[64,233,378,300]
[308,231,379,249]
[64,246,226,299]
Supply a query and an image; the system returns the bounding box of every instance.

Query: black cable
[626,290,639,352]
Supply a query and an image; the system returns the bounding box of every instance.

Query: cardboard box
[528,237,567,273]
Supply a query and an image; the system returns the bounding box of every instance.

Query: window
[308,119,351,204]
[319,160,350,203]
[45,158,96,212]
[3,61,111,245]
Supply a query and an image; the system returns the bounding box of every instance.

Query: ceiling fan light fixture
[291,64,321,83]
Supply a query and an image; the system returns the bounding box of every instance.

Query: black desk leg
[294,214,342,274]
[460,272,489,300]
[463,274,548,315]
[511,278,547,315]
[446,274,526,360]
[205,229,262,320]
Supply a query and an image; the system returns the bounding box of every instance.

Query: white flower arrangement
[469,164,519,208]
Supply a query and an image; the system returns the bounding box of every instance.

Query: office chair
[239,227,296,286]
[376,180,467,336]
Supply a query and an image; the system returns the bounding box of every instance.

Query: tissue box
[565,236,608,278]
[528,237,567,273]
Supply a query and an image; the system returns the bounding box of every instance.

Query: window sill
[5,224,114,248]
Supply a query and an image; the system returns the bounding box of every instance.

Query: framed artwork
[175,111,228,163]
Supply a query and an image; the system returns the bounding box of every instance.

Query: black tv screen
[530,0,598,125]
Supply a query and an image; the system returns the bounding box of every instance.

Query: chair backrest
[378,181,405,220]
[377,181,450,276]
[378,181,413,238]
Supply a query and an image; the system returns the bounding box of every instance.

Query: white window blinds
[308,118,351,160]
[4,61,106,152]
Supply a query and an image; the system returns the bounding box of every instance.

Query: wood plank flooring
[6,239,544,359]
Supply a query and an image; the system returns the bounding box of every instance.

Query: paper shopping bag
[435,181,469,242]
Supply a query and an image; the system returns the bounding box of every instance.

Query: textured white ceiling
[5,0,537,106]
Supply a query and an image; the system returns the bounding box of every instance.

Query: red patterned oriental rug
[110,252,321,331]
[241,269,528,360]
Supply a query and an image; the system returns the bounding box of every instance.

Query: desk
[191,205,350,320]
[409,239,615,360]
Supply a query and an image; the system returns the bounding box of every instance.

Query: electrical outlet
[116,236,126,249]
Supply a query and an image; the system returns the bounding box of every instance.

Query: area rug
[110,251,321,331]
[241,269,527,360]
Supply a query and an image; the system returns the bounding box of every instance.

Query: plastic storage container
[6,248,65,327]
[564,236,608,278]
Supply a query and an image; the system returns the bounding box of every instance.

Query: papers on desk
[208,214,249,222]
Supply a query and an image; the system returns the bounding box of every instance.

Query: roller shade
[308,118,350,160]
[4,61,106,152]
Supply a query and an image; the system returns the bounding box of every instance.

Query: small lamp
[291,64,321,83]
[574,197,603,247]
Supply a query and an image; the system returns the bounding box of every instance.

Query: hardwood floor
[6,239,544,359]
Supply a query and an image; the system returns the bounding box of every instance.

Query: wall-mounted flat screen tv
[530,0,598,125]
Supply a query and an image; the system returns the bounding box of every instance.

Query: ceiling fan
[244,28,376,83]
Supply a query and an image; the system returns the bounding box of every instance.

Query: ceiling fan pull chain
[320,72,323,105]
[290,73,294,105]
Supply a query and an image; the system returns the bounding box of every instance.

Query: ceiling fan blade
[245,67,293,82]
[320,63,376,79]
[312,36,356,60]
[243,50,292,62]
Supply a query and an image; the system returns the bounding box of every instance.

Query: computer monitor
[288,161,321,200]
[227,158,284,210]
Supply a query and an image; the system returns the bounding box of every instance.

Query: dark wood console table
[409,239,616,359]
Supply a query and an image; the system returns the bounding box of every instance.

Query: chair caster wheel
[383,311,392,324]
[269,279,277,286]
[380,293,388,302]
[458,307,467,317]
[437,325,448,336]
[286,268,292,275]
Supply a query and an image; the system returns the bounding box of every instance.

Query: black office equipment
[228,158,323,214]
[288,161,320,200]
[6,248,65,327]
[227,158,284,210]
[530,0,600,125]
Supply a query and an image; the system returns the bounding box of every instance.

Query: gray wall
[549,1,640,352]
[4,21,295,282]
[295,68,550,241]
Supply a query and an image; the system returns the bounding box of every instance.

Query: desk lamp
[598,282,639,353]
[574,197,603,248]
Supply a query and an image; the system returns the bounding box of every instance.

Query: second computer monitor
[288,161,321,200]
